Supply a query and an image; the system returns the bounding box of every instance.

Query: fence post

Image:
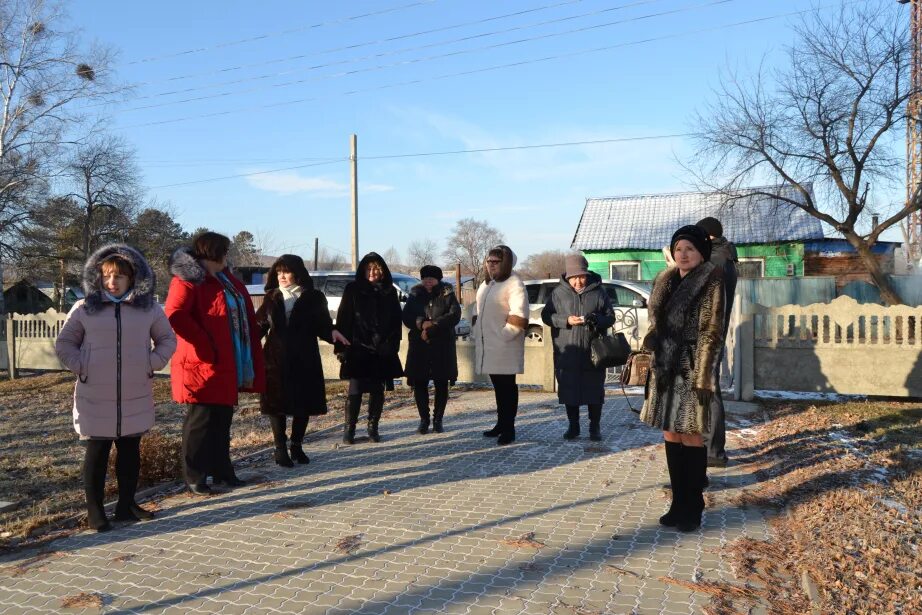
[5,314,15,380]
[738,308,754,401]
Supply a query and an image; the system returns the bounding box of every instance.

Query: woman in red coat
[165,232,265,495]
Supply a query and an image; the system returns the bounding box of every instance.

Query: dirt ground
[707,399,921,615]
[0,371,414,551]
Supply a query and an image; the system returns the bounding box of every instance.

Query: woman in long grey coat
[541,255,615,441]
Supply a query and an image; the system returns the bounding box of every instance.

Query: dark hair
[191,231,230,262]
[99,254,135,280]
[696,217,723,239]
[265,254,313,291]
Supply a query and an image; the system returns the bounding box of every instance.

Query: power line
[147,133,691,189]
[132,0,587,86]
[118,0,718,114]
[117,0,659,105]
[125,0,439,65]
[149,159,347,189]
[123,2,841,130]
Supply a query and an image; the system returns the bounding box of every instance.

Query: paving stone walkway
[0,390,770,614]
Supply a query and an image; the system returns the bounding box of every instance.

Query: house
[3,280,54,314]
[234,254,277,286]
[570,184,900,288]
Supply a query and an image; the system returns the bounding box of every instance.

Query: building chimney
[872,214,879,230]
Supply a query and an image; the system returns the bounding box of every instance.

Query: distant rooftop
[571,184,825,251]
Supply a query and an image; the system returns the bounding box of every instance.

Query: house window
[737,257,765,278]
[609,261,641,281]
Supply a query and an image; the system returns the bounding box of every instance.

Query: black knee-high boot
[344,395,361,444]
[432,380,448,433]
[563,405,580,440]
[414,381,430,434]
[83,440,113,532]
[678,445,707,532]
[269,415,294,467]
[588,404,603,441]
[367,392,384,443]
[114,437,153,521]
[659,441,684,527]
[290,416,309,464]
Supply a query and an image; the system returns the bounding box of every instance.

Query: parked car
[248,271,472,337]
[523,278,651,347]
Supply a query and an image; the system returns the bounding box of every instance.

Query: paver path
[0,390,769,614]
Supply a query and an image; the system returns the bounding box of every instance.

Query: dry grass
[713,399,922,615]
[60,592,103,609]
[500,531,545,549]
[0,371,412,550]
[334,534,363,554]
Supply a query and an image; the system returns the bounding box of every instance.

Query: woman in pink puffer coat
[56,244,176,532]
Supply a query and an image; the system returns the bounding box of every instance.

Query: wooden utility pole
[900,0,922,265]
[313,237,319,271]
[455,262,462,303]
[350,134,359,271]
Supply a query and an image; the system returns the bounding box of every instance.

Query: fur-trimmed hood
[168,246,207,284]
[486,245,517,282]
[83,244,156,313]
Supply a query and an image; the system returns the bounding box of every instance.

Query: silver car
[523,278,651,348]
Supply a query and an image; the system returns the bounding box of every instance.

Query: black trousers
[182,404,235,486]
[412,379,449,418]
[268,414,308,448]
[83,436,141,527]
[489,374,518,433]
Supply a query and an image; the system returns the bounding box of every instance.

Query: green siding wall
[583,243,805,280]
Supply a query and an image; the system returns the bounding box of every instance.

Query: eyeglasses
[486,259,501,264]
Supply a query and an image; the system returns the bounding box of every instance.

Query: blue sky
[67,0,897,262]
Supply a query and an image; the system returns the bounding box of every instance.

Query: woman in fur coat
[56,244,177,532]
[165,232,265,495]
[473,245,529,446]
[640,225,725,532]
[256,255,349,466]
[401,265,461,434]
[334,252,403,444]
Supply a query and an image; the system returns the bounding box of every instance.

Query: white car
[523,278,651,348]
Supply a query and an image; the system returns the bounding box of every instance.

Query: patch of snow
[755,390,866,402]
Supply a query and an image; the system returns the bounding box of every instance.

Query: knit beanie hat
[419,265,443,280]
[670,225,712,262]
[696,216,723,239]
[565,254,590,279]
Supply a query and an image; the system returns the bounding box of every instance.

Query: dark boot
[343,395,361,444]
[113,437,153,522]
[483,423,502,437]
[367,392,384,443]
[414,382,430,434]
[83,440,112,532]
[677,445,707,532]
[659,441,684,527]
[588,404,602,441]
[289,416,309,464]
[432,381,448,433]
[269,415,294,467]
[563,405,580,440]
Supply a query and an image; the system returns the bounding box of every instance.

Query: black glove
[584,313,599,328]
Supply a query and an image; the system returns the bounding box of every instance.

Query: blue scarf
[216,272,255,389]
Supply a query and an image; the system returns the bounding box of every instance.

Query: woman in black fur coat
[401,265,461,434]
[256,255,349,466]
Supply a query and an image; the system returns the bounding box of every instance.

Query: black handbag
[589,331,632,369]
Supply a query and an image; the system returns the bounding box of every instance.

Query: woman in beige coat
[56,244,176,532]
[473,245,529,445]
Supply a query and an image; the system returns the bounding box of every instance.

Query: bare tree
[61,135,142,262]
[315,246,349,271]
[406,238,439,271]
[442,217,505,287]
[0,0,120,312]
[690,1,912,305]
[519,250,569,280]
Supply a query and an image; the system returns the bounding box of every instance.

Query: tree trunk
[847,234,903,306]
[0,256,5,318]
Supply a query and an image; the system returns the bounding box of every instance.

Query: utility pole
[313,237,319,271]
[350,134,359,271]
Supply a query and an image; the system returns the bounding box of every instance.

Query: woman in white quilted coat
[473,245,529,445]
